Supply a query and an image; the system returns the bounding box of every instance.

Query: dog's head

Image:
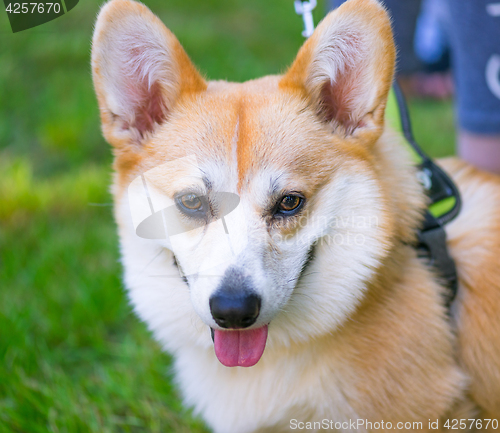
[92,0,423,367]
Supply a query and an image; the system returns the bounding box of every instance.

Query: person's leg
[443,0,500,174]
[411,0,454,100]
[458,131,500,174]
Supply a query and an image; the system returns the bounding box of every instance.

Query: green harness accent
[385,84,461,306]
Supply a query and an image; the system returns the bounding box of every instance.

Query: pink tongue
[213,325,268,367]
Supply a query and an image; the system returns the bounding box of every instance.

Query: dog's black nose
[210,267,262,329]
[209,292,261,329]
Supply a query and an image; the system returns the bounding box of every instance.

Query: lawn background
[0,0,455,431]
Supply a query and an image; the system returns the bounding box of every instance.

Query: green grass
[0,0,456,431]
[410,99,456,158]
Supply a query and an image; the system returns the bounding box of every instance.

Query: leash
[294,2,461,307]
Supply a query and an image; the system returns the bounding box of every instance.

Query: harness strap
[417,213,458,308]
[388,84,462,225]
[387,83,461,306]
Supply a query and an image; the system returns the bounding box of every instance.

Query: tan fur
[91,0,500,431]
[441,158,500,417]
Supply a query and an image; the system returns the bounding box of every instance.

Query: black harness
[390,84,461,307]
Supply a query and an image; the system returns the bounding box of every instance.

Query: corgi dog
[91,0,500,431]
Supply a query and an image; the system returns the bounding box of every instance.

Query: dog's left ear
[280,0,395,137]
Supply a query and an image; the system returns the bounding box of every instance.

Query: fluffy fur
[91,0,500,431]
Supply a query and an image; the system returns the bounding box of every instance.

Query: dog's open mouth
[211,326,268,367]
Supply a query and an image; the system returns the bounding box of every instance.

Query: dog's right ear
[92,0,206,147]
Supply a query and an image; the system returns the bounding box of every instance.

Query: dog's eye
[276,194,304,216]
[177,193,204,215]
